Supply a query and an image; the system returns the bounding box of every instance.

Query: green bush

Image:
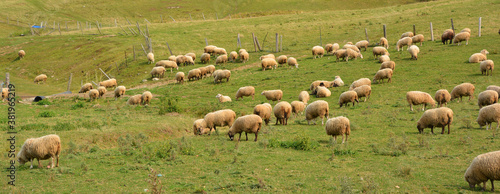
[39,111,56,117]
[71,101,85,110]
[158,96,181,115]
[36,99,52,105]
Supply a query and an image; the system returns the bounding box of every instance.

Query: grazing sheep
[316,86,331,98]
[214,47,227,55]
[461,28,471,34]
[380,61,396,70]
[204,109,237,134]
[34,74,47,84]
[175,55,187,65]
[215,54,228,65]
[193,119,211,135]
[206,65,215,75]
[215,94,232,103]
[477,104,500,130]
[156,60,178,73]
[97,86,107,98]
[478,90,498,109]
[469,49,489,63]
[17,134,60,169]
[411,34,424,46]
[98,78,117,89]
[213,69,231,83]
[260,54,276,60]
[151,66,166,78]
[305,100,329,125]
[372,68,393,83]
[175,72,185,84]
[355,40,369,51]
[435,89,451,107]
[345,48,363,61]
[464,150,500,192]
[273,101,292,125]
[229,51,238,62]
[333,49,347,62]
[188,69,202,81]
[378,55,390,63]
[277,55,288,66]
[408,45,420,60]
[184,56,195,65]
[453,32,470,45]
[239,51,249,63]
[325,44,334,54]
[198,66,209,78]
[332,43,340,51]
[417,107,454,134]
[185,53,196,61]
[354,85,371,102]
[147,52,154,64]
[291,101,306,117]
[18,50,26,59]
[298,91,310,104]
[441,29,455,44]
[254,103,273,125]
[168,55,176,61]
[396,37,413,51]
[79,83,93,93]
[142,91,152,105]
[346,42,353,45]
[373,46,389,59]
[200,53,211,63]
[400,31,414,39]
[88,89,99,101]
[325,116,350,143]
[235,86,255,100]
[228,114,263,141]
[312,46,325,59]
[287,57,299,68]
[343,44,361,53]
[349,78,371,90]
[379,37,389,49]
[261,90,283,102]
[339,91,359,107]
[127,94,142,105]
[451,83,475,102]
[114,86,126,100]
[332,76,344,87]
[1,88,7,101]
[238,49,247,54]
[204,45,217,55]
[487,85,500,97]
[310,80,333,94]
[406,91,436,111]
[261,58,278,71]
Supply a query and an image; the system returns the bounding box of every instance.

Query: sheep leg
[447,123,451,134]
[238,133,242,141]
[441,126,445,134]
[482,181,487,191]
[430,127,434,134]
[410,104,413,111]
[491,179,495,191]
[30,159,33,169]
[422,104,426,111]
[254,132,258,142]
[245,132,248,141]
[37,158,42,168]
[342,135,345,144]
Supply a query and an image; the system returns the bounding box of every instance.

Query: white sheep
[380,61,396,70]
[198,66,209,78]
[349,78,371,90]
[261,58,278,71]
[229,51,238,62]
[396,37,413,51]
[325,116,350,143]
[310,80,333,94]
[480,60,494,76]
[127,94,142,105]
[147,52,155,64]
[487,85,500,97]
[114,86,126,100]
[204,45,217,55]
[1,88,7,101]
[477,103,500,130]
[216,94,232,103]
[461,28,471,34]
[228,114,263,141]
[451,83,475,102]
[453,32,470,45]
[372,68,393,83]
[18,50,26,59]
[372,46,389,59]
[277,55,288,66]
[99,78,117,89]
[305,100,329,125]
[239,51,249,63]
[79,83,93,93]
[168,55,177,61]
[259,54,276,60]
[333,49,347,62]
[235,86,255,100]
[406,91,436,111]
[287,57,299,68]
[378,55,390,63]
[291,101,306,117]
[478,90,498,109]
[88,89,99,101]
[206,65,215,75]
[315,86,331,98]
[379,37,389,49]
[469,49,489,63]
[298,91,310,104]
[238,49,247,54]
[142,91,153,105]
[411,34,424,46]
[34,74,47,84]
[312,46,325,59]
[151,66,166,78]
[333,76,344,87]
[175,72,185,84]
[193,119,211,135]
[273,101,292,125]
[97,86,107,98]
[408,45,420,60]
[342,44,361,53]
[354,85,371,102]
[345,48,363,62]
[325,44,334,54]
[185,53,196,61]
[435,89,451,107]
[339,91,359,107]
[156,60,178,73]
[417,107,453,134]
[204,109,237,134]
[214,69,231,84]
[215,54,228,65]
[400,31,414,39]
[200,53,211,63]
[464,150,500,192]
[214,47,227,56]
[261,90,283,102]
[355,40,369,51]
[254,103,273,125]
[17,134,61,169]
[188,69,202,81]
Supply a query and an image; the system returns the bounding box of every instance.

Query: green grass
[1,0,500,192]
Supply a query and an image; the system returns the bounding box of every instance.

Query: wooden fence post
[413,24,416,35]
[430,22,434,41]
[58,23,61,35]
[478,17,481,37]
[67,73,72,91]
[365,28,369,42]
[96,21,102,34]
[275,33,279,52]
[383,24,387,38]
[205,38,208,46]
[166,42,173,56]
[202,13,205,20]
[237,33,241,48]
[115,19,117,27]
[252,33,257,52]
[451,18,454,33]
[319,27,322,46]
[5,73,9,87]
[255,36,262,51]
[169,16,175,22]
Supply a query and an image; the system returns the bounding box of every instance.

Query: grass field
[1,0,500,192]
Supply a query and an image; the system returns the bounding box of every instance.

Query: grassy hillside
[2,0,500,192]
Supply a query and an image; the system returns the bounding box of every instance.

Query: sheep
[261,58,278,71]
[277,55,287,66]
[114,86,126,100]
[316,86,331,98]
[229,51,238,62]
[98,78,117,89]
[487,85,500,98]
[261,90,283,102]
[332,43,340,51]
[188,69,202,81]
[312,46,325,59]
[150,66,166,78]
[354,85,371,102]
[18,50,25,59]
[235,86,255,100]
[411,34,424,46]
[417,107,454,134]
[372,46,389,59]
[1,88,8,101]
[127,94,143,105]
[17,134,60,169]
[184,55,195,65]
[464,150,500,191]
[435,89,451,107]
[380,61,396,70]
[254,103,272,125]
[193,119,211,135]
[325,44,334,54]
[34,74,47,84]
[206,65,215,75]
[214,47,227,55]
[175,55,187,65]
[372,68,393,83]
[346,42,353,45]
[339,91,359,107]
[200,53,211,63]
[156,60,178,73]
[379,37,389,49]
[333,49,347,62]
[355,40,369,51]
[204,109,236,134]
[298,91,310,104]
[239,51,249,63]
[168,55,176,61]
[400,31,414,39]
[461,28,471,35]
[174,71,185,84]
[228,114,263,141]
[378,55,390,63]
[273,101,292,125]
[215,54,228,65]
[79,83,93,93]
[345,48,363,62]
[142,91,152,105]
[97,86,107,98]
[305,100,329,125]
[408,45,420,60]
[185,53,196,61]
[343,44,361,53]
[204,45,217,55]
[477,103,500,131]
[453,32,470,45]
[478,90,498,109]
[238,49,247,54]
[287,57,299,68]
[198,66,209,78]
[469,49,489,63]
[147,52,154,64]
[451,83,475,102]
[215,94,232,103]
[406,91,436,111]
[325,116,350,143]
[396,37,413,51]
[349,78,371,90]
[259,54,275,60]
[332,76,344,87]
[213,69,231,83]
[310,80,333,94]
[441,29,455,44]
[88,89,99,101]
[291,101,306,117]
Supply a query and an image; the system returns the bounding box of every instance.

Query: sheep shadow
[11,57,21,62]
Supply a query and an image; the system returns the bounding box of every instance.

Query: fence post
[169,16,175,22]
[451,18,454,33]
[413,24,416,35]
[202,13,205,20]
[478,17,481,37]
[430,22,434,41]
[5,73,9,87]
[319,27,322,46]
[383,24,387,38]
[115,19,117,27]
[166,42,173,55]
[160,15,163,23]
[189,14,192,21]
[237,33,241,48]
[67,73,72,91]
[365,28,369,42]
[275,33,279,52]
[252,33,257,52]
[205,38,208,46]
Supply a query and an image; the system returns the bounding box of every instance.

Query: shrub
[36,99,52,105]
[71,101,85,110]
[39,111,55,117]
[158,96,181,115]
